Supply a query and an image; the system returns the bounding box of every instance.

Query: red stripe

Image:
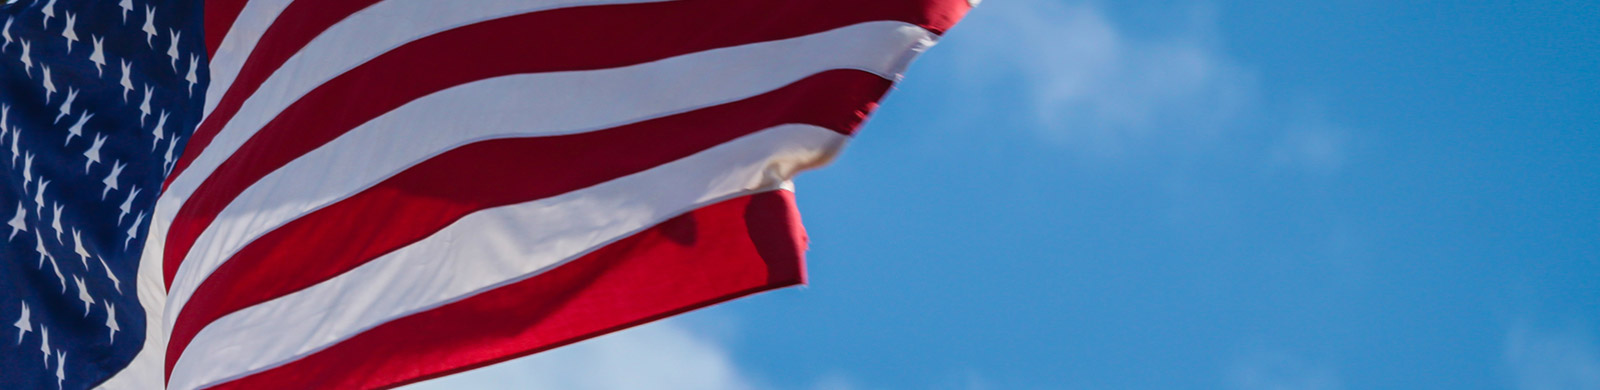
[204,190,807,389]
[164,0,970,287]
[165,70,887,378]
[208,0,381,80]
[203,0,251,57]
[184,0,380,187]
[166,0,971,189]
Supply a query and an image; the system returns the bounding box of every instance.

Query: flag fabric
[1,0,971,389]
[2,0,205,388]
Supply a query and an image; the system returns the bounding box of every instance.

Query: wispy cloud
[807,369,994,390]
[808,373,862,390]
[1505,322,1600,390]
[1228,349,1344,390]
[402,319,755,390]
[943,0,1357,177]
[954,0,1256,155]
[1268,118,1350,176]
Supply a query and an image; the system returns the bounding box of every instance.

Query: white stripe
[128,2,669,385]
[202,0,293,117]
[191,0,672,199]
[94,221,169,390]
[169,124,847,390]
[165,21,937,326]
[158,0,686,343]
[98,0,299,385]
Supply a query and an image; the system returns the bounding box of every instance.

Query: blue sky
[409,1,1599,389]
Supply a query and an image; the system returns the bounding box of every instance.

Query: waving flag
[1,0,971,389]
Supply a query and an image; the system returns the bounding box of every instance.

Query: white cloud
[955,0,1256,154]
[939,0,1356,176]
[953,369,996,390]
[401,319,755,390]
[806,369,993,390]
[1268,119,1350,175]
[1228,350,1344,390]
[808,373,862,390]
[1505,322,1600,390]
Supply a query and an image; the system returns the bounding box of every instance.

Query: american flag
[1,0,970,388]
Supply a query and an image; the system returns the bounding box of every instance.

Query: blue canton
[0,0,204,388]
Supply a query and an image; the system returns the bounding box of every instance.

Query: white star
[38,326,49,366]
[71,229,90,268]
[84,134,106,173]
[48,262,65,294]
[41,65,56,103]
[33,230,49,268]
[74,276,94,316]
[1,104,10,139]
[55,87,78,124]
[120,60,134,102]
[40,0,54,29]
[105,302,118,343]
[103,160,126,200]
[22,151,34,190]
[168,28,182,71]
[119,186,140,225]
[65,112,91,147]
[139,84,152,125]
[12,302,29,344]
[61,12,77,53]
[18,39,31,77]
[6,203,24,240]
[125,212,145,250]
[186,54,199,96]
[120,0,133,24]
[34,179,49,215]
[165,135,181,173]
[37,231,65,293]
[142,6,157,48]
[98,258,121,293]
[2,17,11,52]
[8,129,18,167]
[49,202,62,243]
[89,35,106,77]
[55,350,66,389]
[151,110,168,151]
